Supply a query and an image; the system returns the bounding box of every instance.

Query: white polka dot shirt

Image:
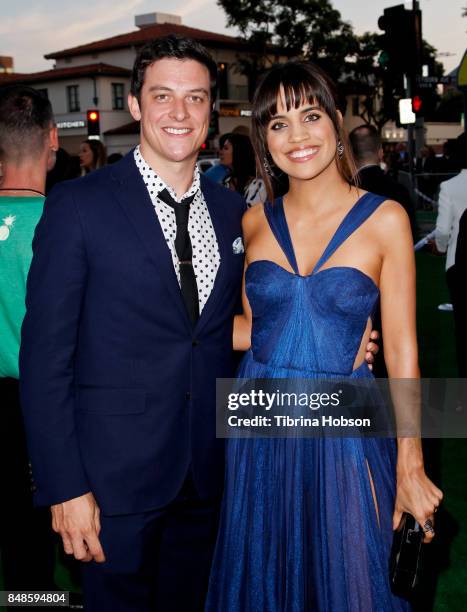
[134,146,220,312]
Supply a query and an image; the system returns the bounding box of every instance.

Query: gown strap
[263,198,300,274]
[312,192,388,275]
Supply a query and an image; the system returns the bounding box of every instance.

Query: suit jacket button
[185,392,191,400]
[192,339,199,347]
[30,484,37,493]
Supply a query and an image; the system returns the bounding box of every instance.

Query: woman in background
[219,132,267,206]
[79,138,106,175]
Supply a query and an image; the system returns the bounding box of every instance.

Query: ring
[423,519,434,533]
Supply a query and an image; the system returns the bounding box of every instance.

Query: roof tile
[0,63,130,85]
[45,23,247,59]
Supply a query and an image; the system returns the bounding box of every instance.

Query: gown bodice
[246,193,385,376]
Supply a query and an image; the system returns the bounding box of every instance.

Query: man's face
[128,58,211,166]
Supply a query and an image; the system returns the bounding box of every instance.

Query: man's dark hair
[349,124,382,163]
[130,35,218,102]
[0,85,54,163]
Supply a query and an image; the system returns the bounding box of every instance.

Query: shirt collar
[134,145,200,203]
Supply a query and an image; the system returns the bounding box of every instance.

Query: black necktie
[158,188,199,326]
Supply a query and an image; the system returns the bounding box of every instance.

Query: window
[112,83,125,110]
[352,96,360,116]
[67,85,80,112]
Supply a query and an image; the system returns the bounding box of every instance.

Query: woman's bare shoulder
[370,198,410,228]
[370,198,413,248]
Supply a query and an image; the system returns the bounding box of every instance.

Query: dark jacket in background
[357,165,417,239]
[454,209,467,376]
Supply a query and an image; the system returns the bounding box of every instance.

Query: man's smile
[162,127,193,136]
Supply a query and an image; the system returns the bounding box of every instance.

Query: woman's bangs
[281,81,325,114]
[256,70,331,126]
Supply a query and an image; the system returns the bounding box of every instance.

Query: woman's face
[266,89,339,183]
[219,139,233,168]
[79,142,94,169]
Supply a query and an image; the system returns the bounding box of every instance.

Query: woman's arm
[379,201,443,540]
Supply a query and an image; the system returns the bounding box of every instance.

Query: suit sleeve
[19,183,91,506]
[435,182,452,253]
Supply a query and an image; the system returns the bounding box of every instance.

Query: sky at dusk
[2,0,465,75]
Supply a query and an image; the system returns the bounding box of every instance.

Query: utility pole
[407,0,421,178]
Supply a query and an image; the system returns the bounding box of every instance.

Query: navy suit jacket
[19,151,245,515]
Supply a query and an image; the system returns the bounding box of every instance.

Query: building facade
[0,13,277,155]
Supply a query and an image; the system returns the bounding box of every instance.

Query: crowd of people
[0,31,465,612]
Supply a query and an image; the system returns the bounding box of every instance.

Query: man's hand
[365,330,380,371]
[51,492,105,563]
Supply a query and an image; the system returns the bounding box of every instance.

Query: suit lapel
[109,153,191,330]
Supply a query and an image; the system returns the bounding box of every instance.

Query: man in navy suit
[20,36,245,611]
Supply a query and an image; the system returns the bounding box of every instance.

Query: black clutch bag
[389,513,424,597]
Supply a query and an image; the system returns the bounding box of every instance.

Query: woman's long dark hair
[251,61,358,203]
[81,138,106,173]
[220,132,256,195]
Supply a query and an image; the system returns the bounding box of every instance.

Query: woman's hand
[393,457,443,543]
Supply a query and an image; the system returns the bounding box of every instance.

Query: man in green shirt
[0,85,58,594]
[0,195,46,378]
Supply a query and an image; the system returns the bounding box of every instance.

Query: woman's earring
[337,140,345,159]
[263,156,273,176]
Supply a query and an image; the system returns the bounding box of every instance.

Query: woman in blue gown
[206,61,443,611]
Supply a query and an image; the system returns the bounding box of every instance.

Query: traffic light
[378,4,422,79]
[87,109,100,137]
[412,95,423,115]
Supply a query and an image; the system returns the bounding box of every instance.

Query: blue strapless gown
[206,193,410,611]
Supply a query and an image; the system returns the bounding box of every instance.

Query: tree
[217,0,358,85]
[219,0,444,130]
[345,32,393,132]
